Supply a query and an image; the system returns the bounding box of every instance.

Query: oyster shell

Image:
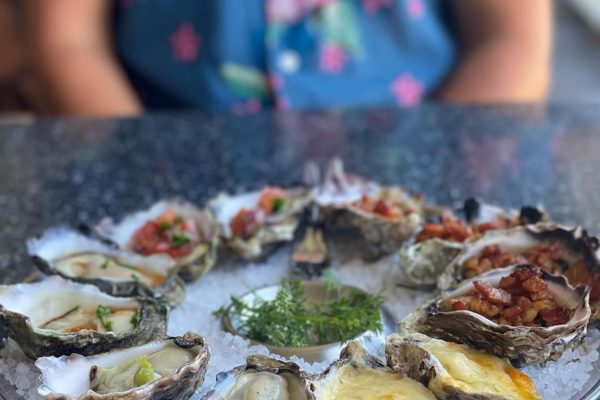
[313,341,436,400]
[0,276,166,359]
[94,200,220,282]
[400,264,591,365]
[209,187,312,260]
[386,332,542,400]
[315,162,423,261]
[399,200,546,289]
[36,332,209,400]
[29,228,186,307]
[437,223,600,292]
[203,355,314,400]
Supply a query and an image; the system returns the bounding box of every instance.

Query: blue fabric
[114,0,456,112]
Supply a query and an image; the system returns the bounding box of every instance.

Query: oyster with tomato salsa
[400,264,591,365]
[0,276,166,359]
[386,332,542,400]
[399,199,546,289]
[315,161,424,261]
[29,228,186,307]
[94,200,220,282]
[436,224,600,305]
[208,186,312,260]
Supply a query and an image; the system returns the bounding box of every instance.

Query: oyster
[203,355,313,400]
[400,264,591,365]
[399,200,546,289]
[386,332,542,400]
[0,276,166,359]
[313,341,436,400]
[437,223,600,295]
[209,187,312,260]
[94,200,220,282]
[315,161,424,261]
[36,332,209,400]
[29,228,186,307]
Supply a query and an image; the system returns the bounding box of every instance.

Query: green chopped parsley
[272,197,287,213]
[158,221,172,232]
[96,305,113,332]
[171,233,191,248]
[130,273,140,282]
[101,259,110,270]
[130,311,141,328]
[174,215,184,225]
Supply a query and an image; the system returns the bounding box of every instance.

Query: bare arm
[26,0,142,117]
[436,0,552,103]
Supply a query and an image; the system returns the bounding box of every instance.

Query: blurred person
[25,0,551,117]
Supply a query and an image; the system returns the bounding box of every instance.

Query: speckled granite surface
[1,104,600,283]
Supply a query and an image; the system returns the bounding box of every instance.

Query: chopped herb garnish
[130,273,140,281]
[130,311,141,328]
[214,278,383,347]
[171,233,191,248]
[174,215,184,225]
[272,197,287,213]
[121,263,139,271]
[96,305,113,332]
[101,259,110,270]
[158,221,172,232]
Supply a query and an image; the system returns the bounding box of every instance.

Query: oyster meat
[316,161,424,261]
[313,341,436,400]
[203,355,313,400]
[36,332,210,400]
[437,223,600,299]
[209,186,312,260]
[0,276,166,358]
[401,264,591,365]
[400,199,546,289]
[94,200,220,282]
[29,228,186,307]
[386,332,542,400]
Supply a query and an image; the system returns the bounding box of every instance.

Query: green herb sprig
[214,278,383,348]
[96,305,113,332]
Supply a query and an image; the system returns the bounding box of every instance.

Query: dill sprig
[214,279,384,347]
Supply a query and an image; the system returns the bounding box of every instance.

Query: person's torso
[114,0,456,112]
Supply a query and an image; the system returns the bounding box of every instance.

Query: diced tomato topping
[131,210,198,258]
[258,187,289,214]
[230,208,263,238]
[374,199,401,219]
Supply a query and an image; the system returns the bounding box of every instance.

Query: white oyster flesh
[28,228,176,287]
[216,371,301,400]
[314,177,379,207]
[36,339,195,398]
[0,276,139,334]
[315,364,435,400]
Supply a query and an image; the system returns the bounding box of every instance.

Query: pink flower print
[268,74,284,92]
[320,43,346,74]
[391,74,424,107]
[246,99,262,114]
[266,0,336,23]
[275,97,290,111]
[407,0,425,19]
[362,0,392,14]
[170,23,201,62]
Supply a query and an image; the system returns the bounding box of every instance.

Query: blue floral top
[115,0,456,112]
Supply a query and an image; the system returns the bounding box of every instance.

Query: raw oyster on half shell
[0,276,166,358]
[36,332,209,400]
[94,200,220,282]
[209,186,312,260]
[29,228,186,307]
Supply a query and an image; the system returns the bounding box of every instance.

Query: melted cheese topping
[56,254,165,287]
[422,341,541,400]
[316,365,435,400]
